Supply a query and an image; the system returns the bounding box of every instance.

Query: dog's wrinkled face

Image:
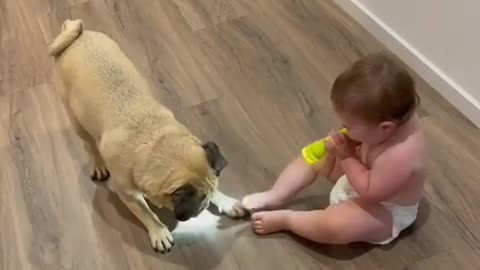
[172,183,208,221]
[172,141,228,221]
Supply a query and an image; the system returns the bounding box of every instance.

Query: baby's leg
[252,199,392,244]
[243,152,338,211]
[242,156,318,211]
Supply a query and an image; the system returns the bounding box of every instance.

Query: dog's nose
[176,214,190,221]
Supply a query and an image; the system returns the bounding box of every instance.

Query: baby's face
[336,111,392,145]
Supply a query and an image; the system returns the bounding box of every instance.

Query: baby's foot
[242,191,284,211]
[251,210,291,235]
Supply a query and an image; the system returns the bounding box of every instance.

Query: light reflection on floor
[174,210,222,234]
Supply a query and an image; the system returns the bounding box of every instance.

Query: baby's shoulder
[380,131,427,168]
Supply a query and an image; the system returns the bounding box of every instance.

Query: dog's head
[170,141,228,221]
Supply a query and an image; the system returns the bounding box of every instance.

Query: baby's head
[330,52,419,144]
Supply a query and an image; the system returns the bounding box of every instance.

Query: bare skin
[242,141,341,211]
[242,115,427,244]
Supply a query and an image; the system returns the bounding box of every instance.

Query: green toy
[302,128,349,165]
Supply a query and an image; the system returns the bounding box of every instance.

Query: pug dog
[48,19,247,253]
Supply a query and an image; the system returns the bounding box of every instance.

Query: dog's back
[49,19,162,141]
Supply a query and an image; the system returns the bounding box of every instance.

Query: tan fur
[49,19,246,253]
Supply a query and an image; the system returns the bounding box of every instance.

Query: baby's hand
[325,130,359,160]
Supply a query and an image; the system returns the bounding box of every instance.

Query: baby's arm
[340,149,411,203]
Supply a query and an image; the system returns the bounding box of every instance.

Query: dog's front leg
[211,190,247,218]
[117,191,174,253]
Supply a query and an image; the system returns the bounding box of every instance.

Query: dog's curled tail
[47,19,84,56]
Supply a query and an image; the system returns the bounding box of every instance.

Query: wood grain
[1,0,479,269]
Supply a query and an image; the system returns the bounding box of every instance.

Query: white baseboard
[333,0,480,127]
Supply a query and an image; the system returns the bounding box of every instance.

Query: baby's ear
[202,141,228,176]
[380,121,396,133]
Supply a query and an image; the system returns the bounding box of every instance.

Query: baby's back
[366,117,427,206]
[386,119,427,206]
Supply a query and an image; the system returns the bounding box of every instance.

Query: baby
[242,52,427,245]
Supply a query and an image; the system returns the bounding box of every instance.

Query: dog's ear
[202,141,228,176]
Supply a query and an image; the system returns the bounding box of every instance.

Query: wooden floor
[1,0,480,269]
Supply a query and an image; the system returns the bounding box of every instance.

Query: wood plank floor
[1,0,480,269]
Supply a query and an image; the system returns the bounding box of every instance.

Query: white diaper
[329,175,418,245]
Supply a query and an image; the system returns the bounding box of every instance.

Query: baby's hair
[330,52,419,124]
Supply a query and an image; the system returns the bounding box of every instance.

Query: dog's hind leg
[84,141,110,181]
[62,100,110,181]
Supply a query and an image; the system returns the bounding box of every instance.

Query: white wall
[334,0,480,127]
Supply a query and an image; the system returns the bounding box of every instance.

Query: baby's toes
[251,213,265,233]
[253,221,264,234]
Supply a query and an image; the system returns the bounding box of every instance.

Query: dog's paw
[224,201,248,218]
[148,226,174,254]
[90,164,110,181]
[217,198,248,219]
